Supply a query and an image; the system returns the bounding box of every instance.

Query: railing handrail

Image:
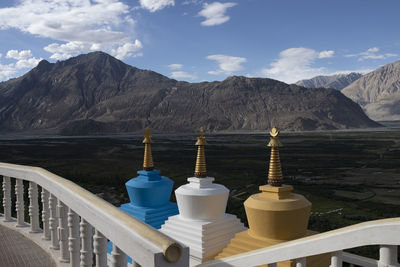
[0,162,183,266]
[200,217,400,266]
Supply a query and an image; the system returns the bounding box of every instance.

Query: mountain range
[295,73,363,90]
[0,52,379,135]
[341,61,400,121]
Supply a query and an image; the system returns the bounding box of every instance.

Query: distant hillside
[296,73,363,90]
[342,60,400,121]
[0,52,379,135]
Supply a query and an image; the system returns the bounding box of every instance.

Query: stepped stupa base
[120,202,178,229]
[160,214,245,266]
[215,230,330,267]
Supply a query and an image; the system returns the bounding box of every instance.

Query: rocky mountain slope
[341,61,400,121]
[296,72,363,90]
[0,52,379,134]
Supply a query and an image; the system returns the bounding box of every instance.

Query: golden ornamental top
[195,127,207,146]
[143,128,153,144]
[268,127,282,147]
[143,128,154,171]
[194,127,207,178]
[267,127,283,186]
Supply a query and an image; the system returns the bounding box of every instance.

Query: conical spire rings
[194,128,207,178]
[143,128,154,171]
[267,127,283,187]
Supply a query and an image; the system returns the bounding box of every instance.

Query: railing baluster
[296,257,306,267]
[379,245,399,266]
[111,244,128,267]
[41,188,51,240]
[330,250,343,267]
[58,200,69,262]
[68,209,80,267]
[80,218,93,267]
[15,178,25,227]
[2,176,12,222]
[93,230,108,267]
[28,181,40,233]
[49,193,59,249]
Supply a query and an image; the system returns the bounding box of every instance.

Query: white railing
[200,217,400,267]
[0,162,189,267]
[1,161,399,267]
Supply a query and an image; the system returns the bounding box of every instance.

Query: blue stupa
[119,129,178,228]
[108,129,178,261]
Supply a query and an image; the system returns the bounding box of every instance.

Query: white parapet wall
[0,162,189,267]
[1,162,399,267]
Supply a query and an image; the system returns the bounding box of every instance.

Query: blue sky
[0,0,399,83]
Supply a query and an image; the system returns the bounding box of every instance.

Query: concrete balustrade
[49,193,60,250]
[111,244,128,267]
[94,230,108,267]
[15,178,25,227]
[296,257,306,267]
[28,181,40,233]
[41,188,51,240]
[2,176,11,222]
[201,218,400,267]
[0,162,399,267]
[330,251,343,267]
[67,208,80,267]
[58,199,69,262]
[80,218,93,267]
[0,162,188,267]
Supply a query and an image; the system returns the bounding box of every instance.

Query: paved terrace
[0,223,56,267]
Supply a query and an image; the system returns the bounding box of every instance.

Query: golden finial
[143,128,154,171]
[194,127,207,178]
[267,127,283,186]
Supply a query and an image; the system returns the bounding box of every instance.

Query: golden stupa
[215,127,330,267]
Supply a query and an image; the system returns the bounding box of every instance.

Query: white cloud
[111,40,143,60]
[198,2,237,26]
[183,0,205,5]
[168,64,183,70]
[6,50,33,60]
[6,49,41,69]
[15,57,41,69]
[345,47,398,61]
[0,0,141,60]
[207,54,246,75]
[171,71,197,80]
[0,49,41,81]
[139,0,174,12]
[0,63,17,81]
[318,50,334,58]
[260,47,334,83]
[44,42,88,60]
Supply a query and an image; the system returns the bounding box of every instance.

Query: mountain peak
[342,60,400,121]
[296,72,363,90]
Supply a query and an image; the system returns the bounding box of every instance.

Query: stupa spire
[194,127,207,178]
[267,127,283,186]
[143,128,154,171]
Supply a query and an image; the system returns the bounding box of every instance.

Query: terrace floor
[0,223,56,267]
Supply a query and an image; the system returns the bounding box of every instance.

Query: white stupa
[160,129,245,266]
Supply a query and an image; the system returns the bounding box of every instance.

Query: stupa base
[160,213,245,266]
[215,230,330,267]
[120,202,178,229]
